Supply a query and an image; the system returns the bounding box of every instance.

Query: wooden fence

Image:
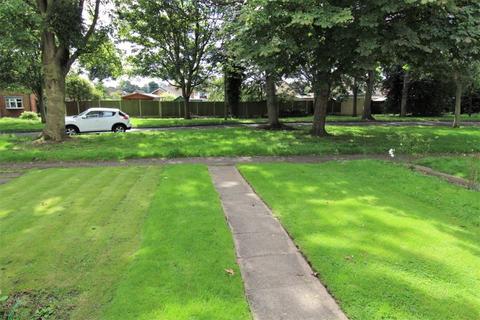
[65,100,341,118]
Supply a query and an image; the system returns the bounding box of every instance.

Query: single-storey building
[339,94,387,115]
[291,93,386,116]
[0,91,37,117]
[151,85,207,101]
[121,92,161,101]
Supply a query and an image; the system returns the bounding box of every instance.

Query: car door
[79,111,102,132]
[100,111,116,131]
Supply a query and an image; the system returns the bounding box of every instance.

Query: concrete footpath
[209,166,348,320]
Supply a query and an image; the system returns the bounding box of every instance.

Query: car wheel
[65,125,79,136]
[112,124,127,133]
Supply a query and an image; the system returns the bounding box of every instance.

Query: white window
[5,96,23,109]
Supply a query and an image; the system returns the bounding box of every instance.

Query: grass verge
[0,126,479,163]
[239,161,480,320]
[0,165,249,319]
[415,155,480,182]
[1,113,479,133]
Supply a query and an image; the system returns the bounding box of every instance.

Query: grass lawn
[133,113,480,127]
[0,125,479,163]
[0,165,249,319]
[239,161,480,320]
[415,155,480,181]
[1,113,479,133]
[0,118,45,132]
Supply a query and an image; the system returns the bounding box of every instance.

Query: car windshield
[74,110,89,118]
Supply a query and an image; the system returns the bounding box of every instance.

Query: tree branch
[66,0,101,70]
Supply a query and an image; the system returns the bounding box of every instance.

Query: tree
[345,1,446,121]
[117,0,219,119]
[268,0,352,135]
[0,0,45,122]
[425,2,480,127]
[66,74,97,102]
[241,72,265,102]
[202,77,224,102]
[148,81,160,93]
[34,0,103,141]
[223,62,243,118]
[79,36,123,82]
[232,0,300,129]
[119,80,141,93]
[400,67,410,117]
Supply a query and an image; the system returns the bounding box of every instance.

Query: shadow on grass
[0,167,163,319]
[239,160,480,320]
[100,165,250,320]
[1,126,480,162]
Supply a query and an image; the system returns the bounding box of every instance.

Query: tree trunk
[468,93,473,117]
[183,95,191,119]
[34,87,46,123]
[224,70,230,120]
[400,71,410,117]
[362,70,376,121]
[352,78,358,117]
[311,78,330,137]
[224,67,242,118]
[42,59,66,141]
[453,78,463,128]
[224,98,228,120]
[265,73,281,128]
[37,92,46,123]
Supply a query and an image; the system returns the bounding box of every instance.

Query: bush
[19,111,39,120]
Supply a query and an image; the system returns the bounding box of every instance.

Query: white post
[159,100,162,118]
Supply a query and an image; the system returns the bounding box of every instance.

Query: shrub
[19,111,39,120]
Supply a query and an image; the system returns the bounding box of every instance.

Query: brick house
[0,91,37,117]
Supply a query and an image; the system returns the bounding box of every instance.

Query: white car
[65,108,132,135]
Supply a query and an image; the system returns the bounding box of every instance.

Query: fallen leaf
[224,268,235,276]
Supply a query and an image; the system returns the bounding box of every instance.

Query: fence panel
[140,101,160,117]
[159,101,181,118]
[65,99,332,118]
[100,100,121,108]
[239,101,267,118]
[119,100,139,116]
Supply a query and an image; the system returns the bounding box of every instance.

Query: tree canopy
[117,0,220,119]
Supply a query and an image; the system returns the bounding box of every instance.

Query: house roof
[151,85,182,97]
[122,91,160,100]
[151,87,168,95]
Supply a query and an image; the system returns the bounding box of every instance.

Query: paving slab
[209,166,348,320]
[221,199,271,217]
[228,215,284,234]
[247,283,347,320]
[239,253,317,290]
[234,232,297,258]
